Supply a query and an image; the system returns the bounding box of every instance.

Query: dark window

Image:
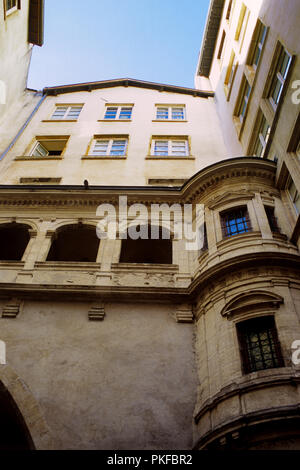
[200,223,208,251]
[217,31,226,60]
[0,223,30,261]
[119,226,172,264]
[226,0,233,20]
[264,206,280,233]
[220,207,252,238]
[237,316,284,374]
[47,225,99,262]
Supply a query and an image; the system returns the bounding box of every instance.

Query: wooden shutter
[17,0,21,9]
[3,0,6,20]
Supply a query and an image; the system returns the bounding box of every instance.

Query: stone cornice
[0,157,277,207]
[0,252,299,304]
[194,369,300,425]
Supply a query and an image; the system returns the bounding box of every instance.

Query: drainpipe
[0,91,47,161]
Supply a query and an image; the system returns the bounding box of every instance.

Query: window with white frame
[91,138,128,156]
[268,45,292,110]
[104,106,133,120]
[253,113,271,158]
[155,106,185,121]
[29,137,69,157]
[51,105,83,121]
[151,138,189,157]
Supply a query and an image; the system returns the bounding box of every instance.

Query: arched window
[119,225,172,264]
[0,223,30,261]
[47,224,99,262]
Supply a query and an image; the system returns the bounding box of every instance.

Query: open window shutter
[28,0,44,46]
[3,0,6,20]
[17,0,21,9]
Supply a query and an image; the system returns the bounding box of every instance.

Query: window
[217,31,226,60]
[237,316,284,374]
[264,206,280,233]
[249,22,267,70]
[91,138,127,156]
[235,4,249,44]
[151,138,189,157]
[236,78,251,123]
[104,106,133,120]
[200,223,208,252]
[155,106,185,120]
[119,226,172,264]
[268,46,292,110]
[51,105,83,121]
[220,207,252,238]
[29,137,69,157]
[252,114,271,158]
[5,0,17,11]
[226,0,233,20]
[224,51,237,97]
[287,178,300,214]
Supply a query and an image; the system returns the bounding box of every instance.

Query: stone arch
[0,365,54,450]
[0,222,32,261]
[221,290,284,320]
[46,223,100,262]
[119,224,173,264]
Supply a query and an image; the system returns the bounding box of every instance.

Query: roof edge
[196,0,225,78]
[43,78,214,98]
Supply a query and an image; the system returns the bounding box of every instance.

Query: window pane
[156,108,169,119]
[6,0,17,10]
[32,143,49,157]
[154,141,168,155]
[280,51,292,79]
[110,140,126,155]
[66,106,82,119]
[171,107,184,120]
[171,141,187,156]
[104,107,118,119]
[222,208,250,237]
[119,107,132,119]
[92,140,109,155]
[51,107,68,119]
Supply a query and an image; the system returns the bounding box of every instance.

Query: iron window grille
[237,316,284,374]
[221,207,252,238]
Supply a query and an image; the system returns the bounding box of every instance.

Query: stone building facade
[0,0,300,451]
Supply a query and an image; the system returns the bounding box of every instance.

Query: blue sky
[28,0,210,90]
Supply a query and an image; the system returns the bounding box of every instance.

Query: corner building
[0,1,300,451]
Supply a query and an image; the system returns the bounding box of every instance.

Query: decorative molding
[175,304,194,323]
[2,300,23,319]
[88,305,105,321]
[221,290,284,320]
[208,191,255,210]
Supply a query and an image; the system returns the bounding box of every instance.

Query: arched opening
[119,225,172,264]
[46,224,100,262]
[0,223,30,261]
[0,382,34,450]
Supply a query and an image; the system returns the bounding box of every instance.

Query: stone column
[252,193,272,239]
[22,230,38,270]
[36,230,55,262]
[247,199,260,232]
